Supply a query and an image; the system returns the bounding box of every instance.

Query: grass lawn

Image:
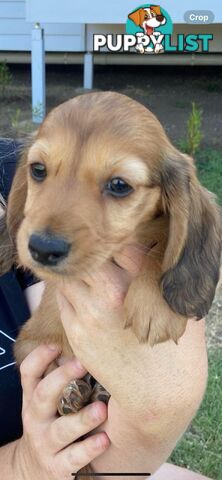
[170,349,222,479]
[170,149,222,479]
[196,150,222,206]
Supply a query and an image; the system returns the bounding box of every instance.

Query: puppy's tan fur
[4,91,222,351]
[1,92,221,478]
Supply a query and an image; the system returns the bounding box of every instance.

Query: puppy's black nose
[28,233,71,266]
[156,14,164,22]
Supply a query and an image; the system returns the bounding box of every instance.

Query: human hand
[55,247,208,478]
[56,245,146,407]
[14,345,109,480]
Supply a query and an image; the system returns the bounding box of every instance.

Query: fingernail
[95,437,103,448]
[95,433,109,449]
[75,359,85,370]
[90,404,102,421]
[70,359,86,373]
[47,344,60,352]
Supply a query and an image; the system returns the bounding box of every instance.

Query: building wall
[0,0,221,54]
[0,0,85,51]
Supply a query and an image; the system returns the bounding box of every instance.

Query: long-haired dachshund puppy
[1,92,221,478]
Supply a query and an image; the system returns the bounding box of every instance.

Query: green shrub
[178,102,203,155]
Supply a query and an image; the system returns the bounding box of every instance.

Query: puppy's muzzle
[28,232,71,266]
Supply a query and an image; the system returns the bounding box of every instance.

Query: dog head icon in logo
[128,5,166,36]
[127,4,173,54]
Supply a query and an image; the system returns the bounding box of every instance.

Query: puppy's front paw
[58,377,92,415]
[124,304,152,343]
[124,295,187,345]
[57,375,110,415]
[91,382,110,405]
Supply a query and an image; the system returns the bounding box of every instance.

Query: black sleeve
[0,140,31,445]
[0,138,39,289]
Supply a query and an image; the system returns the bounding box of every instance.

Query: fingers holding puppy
[16,344,109,480]
[58,244,146,314]
[20,344,87,415]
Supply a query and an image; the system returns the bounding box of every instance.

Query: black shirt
[0,139,31,446]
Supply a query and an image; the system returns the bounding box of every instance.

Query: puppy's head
[128,6,166,32]
[9,93,164,280]
[6,92,221,324]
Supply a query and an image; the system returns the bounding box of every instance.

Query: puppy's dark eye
[105,178,133,198]
[30,163,47,182]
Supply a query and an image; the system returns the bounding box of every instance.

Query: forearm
[0,441,19,479]
[91,321,208,478]
[92,391,200,479]
[73,319,207,424]
[92,398,170,480]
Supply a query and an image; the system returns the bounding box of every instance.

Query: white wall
[0,0,221,54]
[0,0,85,51]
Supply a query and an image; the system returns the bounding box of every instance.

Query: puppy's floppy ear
[128,8,143,26]
[0,141,32,274]
[160,150,221,319]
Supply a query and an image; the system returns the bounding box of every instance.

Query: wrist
[12,438,30,480]
[0,440,22,480]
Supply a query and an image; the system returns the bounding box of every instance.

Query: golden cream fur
[4,91,221,347]
[1,92,221,478]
